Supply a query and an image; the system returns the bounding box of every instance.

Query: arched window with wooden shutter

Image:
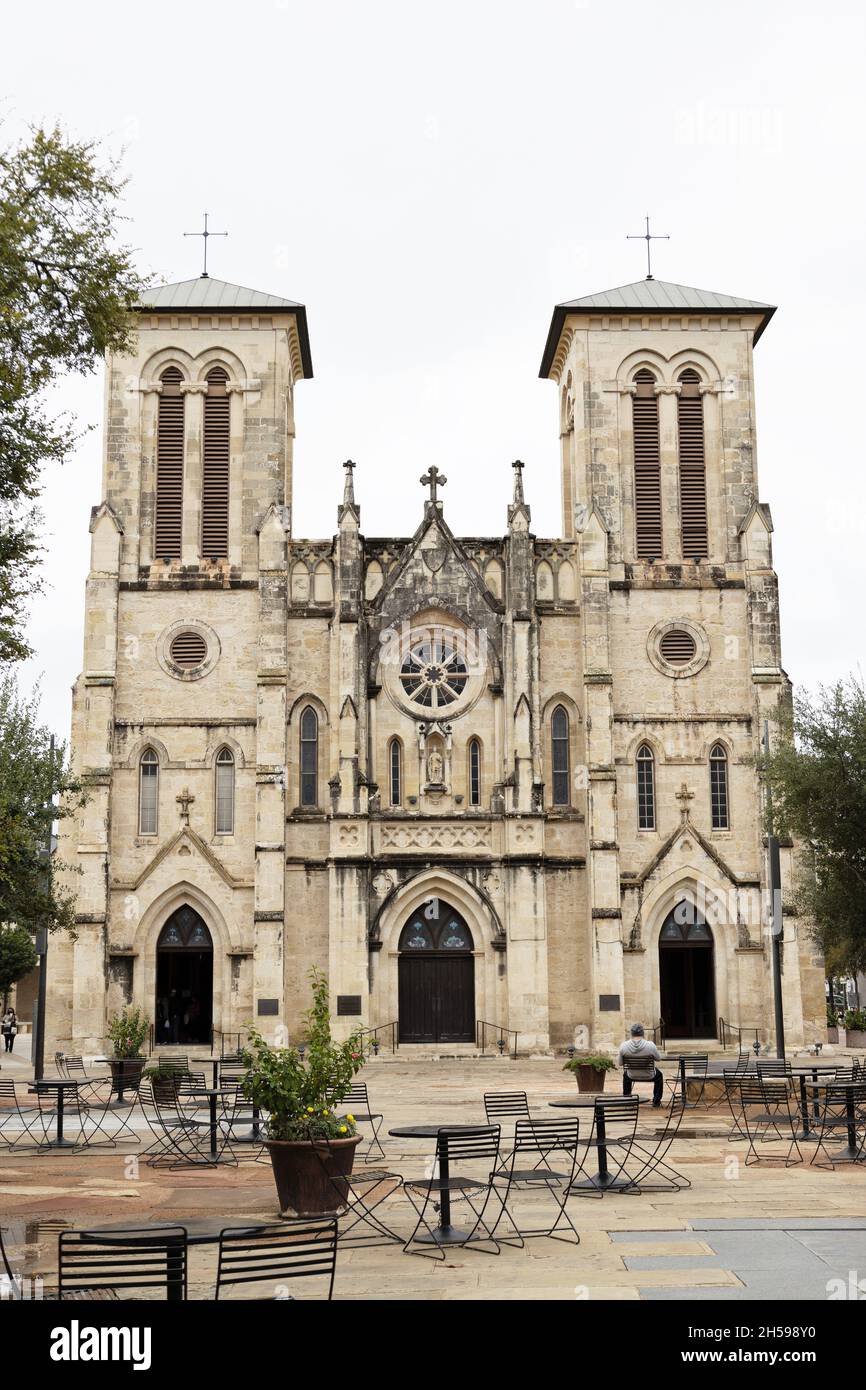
[636,743,656,830]
[300,707,318,808]
[677,369,708,559]
[154,368,184,560]
[632,368,662,559]
[215,747,235,834]
[551,706,570,807]
[139,748,159,835]
[709,743,729,829]
[202,366,230,559]
[389,738,402,807]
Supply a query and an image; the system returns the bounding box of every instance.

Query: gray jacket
[617,1037,660,1069]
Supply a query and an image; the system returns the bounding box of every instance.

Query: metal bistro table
[790,1065,840,1140]
[185,1088,226,1161]
[804,1078,864,1161]
[388,1124,481,1245]
[548,1097,647,1192]
[91,1057,142,1107]
[29,1079,81,1149]
[81,1217,270,1302]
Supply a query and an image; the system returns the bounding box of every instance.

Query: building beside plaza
[46,269,825,1056]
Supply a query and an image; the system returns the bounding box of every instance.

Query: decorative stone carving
[371,869,395,897]
[380,822,493,852]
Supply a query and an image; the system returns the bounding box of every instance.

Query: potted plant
[844,1008,866,1048]
[106,1006,149,1098]
[563,1051,615,1092]
[827,1003,840,1044]
[241,969,365,1217]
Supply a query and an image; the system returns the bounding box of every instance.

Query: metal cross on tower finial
[420,466,447,505]
[184,212,228,279]
[626,215,669,280]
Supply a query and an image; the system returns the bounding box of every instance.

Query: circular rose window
[400,636,469,710]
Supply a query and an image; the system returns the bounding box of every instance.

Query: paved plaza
[3,1049,866,1301]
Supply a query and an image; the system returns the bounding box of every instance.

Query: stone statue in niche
[427,748,445,785]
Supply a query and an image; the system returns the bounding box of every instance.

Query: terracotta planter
[265,1135,362,1217]
[574,1065,608,1093]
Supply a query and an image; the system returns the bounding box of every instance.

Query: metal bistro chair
[733,1077,802,1167]
[570,1096,640,1198]
[215,1219,337,1301]
[811,1081,866,1170]
[326,1082,386,1163]
[620,1091,692,1192]
[404,1126,502,1259]
[622,1056,663,1106]
[59,1226,188,1301]
[666,1054,709,1109]
[1,1224,21,1300]
[312,1139,405,1248]
[0,1080,51,1150]
[483,1091,531,1174]
[489,1117,582,1247]
[139,1080,226,1169]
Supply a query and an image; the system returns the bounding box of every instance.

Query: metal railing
[718,1017,760,1050]
[357,1021,398,1054]
[476,1020,519,1059]
[648,1018,666,1049]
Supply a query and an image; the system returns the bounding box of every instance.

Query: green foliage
[843,1009,866,1033]
[0,922,38,1003]
[563,1052,616,1073]
[106,1005,149,1059]
[0,671,86,936]
[0,125,147,659]
[827,1003,840,1028]
[761,679,866,975]
[241,969,364,1141]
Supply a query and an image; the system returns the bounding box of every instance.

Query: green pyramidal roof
[137,277,313,376]
[540,278,776,376]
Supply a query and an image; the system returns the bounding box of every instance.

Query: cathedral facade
[46,272,825,1057]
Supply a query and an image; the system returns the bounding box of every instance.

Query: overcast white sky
[6,0,865,740]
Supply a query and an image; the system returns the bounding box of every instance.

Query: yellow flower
[321,1109,329,1116]
[306,1106,314,1113]
[346,1114,355,1123]
[339,1125,348,1134]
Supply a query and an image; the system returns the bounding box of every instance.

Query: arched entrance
[659,902,716,1039]
[397,900,475,1043]
[155,906,213,1046]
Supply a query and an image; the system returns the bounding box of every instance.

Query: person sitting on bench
[618,1023,664,1107]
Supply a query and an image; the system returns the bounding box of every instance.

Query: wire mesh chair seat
[58,1226,188,1301]
[215,1219,337,1301]
[489,1117,582,1246]
[619,1092,692,1191]
[569,1096,641,1198]
[326,1082,386,1163]
[732,1077,802,1167]
[0,1080,52,1150]
[404,1125,502,1259]
[810,1082,866,1170]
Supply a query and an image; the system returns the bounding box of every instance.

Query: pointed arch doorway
[659,902,716,1039]
[398,900,475,1043]
[155,906,213,1046]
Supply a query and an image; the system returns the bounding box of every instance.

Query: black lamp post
[763,721,786,1060]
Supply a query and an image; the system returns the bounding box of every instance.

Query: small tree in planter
[105,1005,149,1099]
[563,1051,616,1092]
[241,968,365,1216]
[844,1008,866,1046]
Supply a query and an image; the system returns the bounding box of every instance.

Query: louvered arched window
[154,368,184,560]
[202,367,230,559]
[215,747,235,834]
[710,743,729,829]
[468,738,481,807]
[636,744,656,830]
[677,369,708,559]
[551,706,570,807]
[389,739,402,807]
[300,707,318,807]
[632,368,662,559]
[139,748,159,835]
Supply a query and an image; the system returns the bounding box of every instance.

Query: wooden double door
[397,903,476,1044]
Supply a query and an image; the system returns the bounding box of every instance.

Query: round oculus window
[658,629,697,666]
[399,635,469,710]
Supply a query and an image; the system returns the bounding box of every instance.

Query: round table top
[31,1078,80,1088]
[388,1124,482,1139]
[87,1217,272,1247]
[548,1096,649,1108]
[790,1064,841,1074]
[804,1077,863,1088]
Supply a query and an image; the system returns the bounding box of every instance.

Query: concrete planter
[265,1135,362,1216]
[845,1029,866,1048]
[827,1028,839,1044]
